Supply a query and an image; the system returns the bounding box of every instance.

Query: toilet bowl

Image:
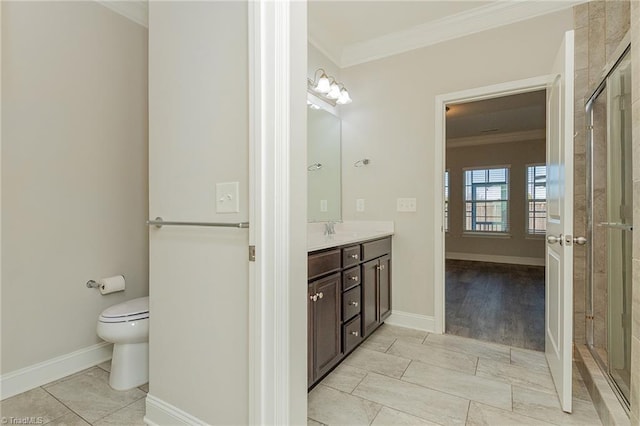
[97,296,149,390]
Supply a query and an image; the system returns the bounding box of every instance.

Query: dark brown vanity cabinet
[308,237,392,388]
[362,254,391,337]
[308,272,342,383]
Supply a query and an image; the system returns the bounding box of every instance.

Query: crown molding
[96,0,148,28]
[308,36,342,70]
[340,0,583,68]
[447,129,545,149]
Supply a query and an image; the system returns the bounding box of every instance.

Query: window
[464,167,509,233]
[527,165,547,235]
[444,170,449,232]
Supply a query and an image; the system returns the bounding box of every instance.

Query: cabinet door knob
[350,253,359,259]
[380,264,385,270]
[318,292,323,299]
[350,331,359,337]
[310,294,318,302]
[348,301,358,307]
[349,275,359,281]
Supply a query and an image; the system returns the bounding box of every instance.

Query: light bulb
[336,88,352,105]
[314,74,330,93]
[326,82,341,99]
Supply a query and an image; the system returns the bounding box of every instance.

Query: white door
[545,30,574,414]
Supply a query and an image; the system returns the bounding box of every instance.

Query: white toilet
[97,296,149,390]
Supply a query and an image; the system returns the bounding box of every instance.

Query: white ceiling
[308,0,582,67]
[446,90,547,142]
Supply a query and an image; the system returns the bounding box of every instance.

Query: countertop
[308,221,394,252]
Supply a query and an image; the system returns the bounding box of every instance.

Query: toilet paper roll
[98,275,126,295]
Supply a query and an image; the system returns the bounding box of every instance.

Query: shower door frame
[585,43,632,411]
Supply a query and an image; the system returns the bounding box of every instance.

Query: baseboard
[446,252,545,266]
[0,342,112,400]
[385,311,435,333]
[144,393,208,426]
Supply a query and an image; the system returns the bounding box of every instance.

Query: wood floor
[445,259,545,351]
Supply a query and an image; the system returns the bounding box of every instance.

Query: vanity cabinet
[308,236,392,388]
[308,272,342,383]
[362,254,391,337]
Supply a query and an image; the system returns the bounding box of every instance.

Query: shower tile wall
[631,1,640,424]
[572,0,630,350]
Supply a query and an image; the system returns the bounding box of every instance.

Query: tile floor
[308,324,602,426]
[1,361,146,426]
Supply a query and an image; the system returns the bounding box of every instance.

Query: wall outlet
[216,182,240,213]
[356,198,365,212]
[320,199,328,212]
[397,197,417,212]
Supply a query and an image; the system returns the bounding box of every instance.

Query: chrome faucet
[324,221,336,236]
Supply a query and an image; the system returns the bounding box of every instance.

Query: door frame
[248,1,308,424]
[433,75,554,334]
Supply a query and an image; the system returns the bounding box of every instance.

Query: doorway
[443,91,547,351]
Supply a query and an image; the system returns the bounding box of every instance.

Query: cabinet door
[379,255,391,321]
[362,259,379,337]
[308,283,314,386]
[313,273,342,379]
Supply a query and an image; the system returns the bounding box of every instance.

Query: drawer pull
[349,253,359,260]
[349,275,359,281]
[348,301,358,307]
[318,292,324,299]
[377,264,386,270]
[350,331,359,337]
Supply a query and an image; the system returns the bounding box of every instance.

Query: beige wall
[445,140,546,261]
[340,10,573,318]
[1,2,148,374]
[147,2,250,423]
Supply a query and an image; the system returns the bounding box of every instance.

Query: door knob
[317,292,323,299]
[349,275,359,281]
[547,235,562,245]
[573,236,588,245]
[348,301,358,307]
[310,294,318,302]
[350,331,359,337]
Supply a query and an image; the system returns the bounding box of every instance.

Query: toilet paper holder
[86,280,101,289]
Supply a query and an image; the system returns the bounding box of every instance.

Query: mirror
[307,96,341,222]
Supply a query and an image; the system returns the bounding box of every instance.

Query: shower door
[586,48,632,405]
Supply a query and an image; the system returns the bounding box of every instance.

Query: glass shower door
[605,50,632,401]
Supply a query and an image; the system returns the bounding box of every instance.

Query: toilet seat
[99,296,149,323]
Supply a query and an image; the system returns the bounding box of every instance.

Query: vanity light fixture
[309,68,352,106]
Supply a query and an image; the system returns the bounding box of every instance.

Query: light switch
[216,182,240,213]
[320,199,328,212]
[356,199,365,212]
[397,198,417,212]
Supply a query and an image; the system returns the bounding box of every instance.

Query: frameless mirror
[307,96,341,222]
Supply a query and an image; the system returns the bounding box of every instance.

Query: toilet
[97,296,149,390]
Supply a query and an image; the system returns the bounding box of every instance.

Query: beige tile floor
[1,361,146,426]
[2,325,601,426]
[309,324,602,426]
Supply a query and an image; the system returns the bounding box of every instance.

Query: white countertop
[308,221,394,252]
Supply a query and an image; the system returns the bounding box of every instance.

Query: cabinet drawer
[343,315,362,354]
[342,286,361,321]
[308,249,341,281]
[362,238,391,261]
[342,266,361,291]
[342,245,362,268]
